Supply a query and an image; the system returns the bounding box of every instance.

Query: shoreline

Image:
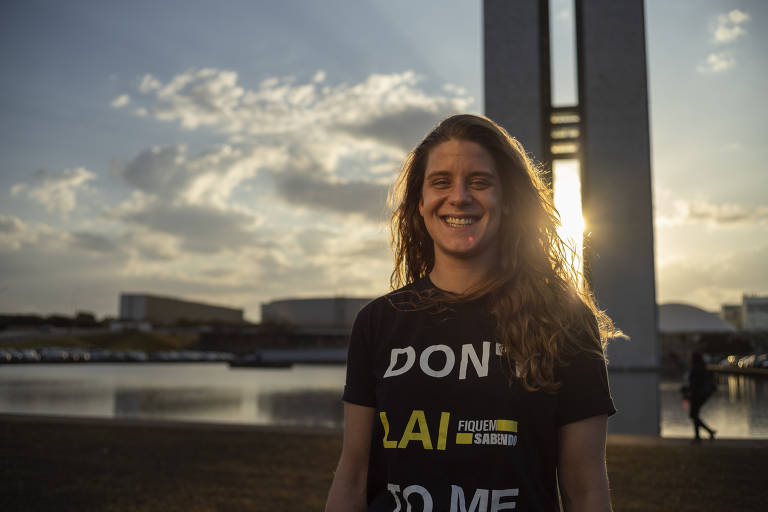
[3,413,767,511]
[3,412,768,445]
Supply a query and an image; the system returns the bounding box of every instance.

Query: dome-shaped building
[658,303,735,335]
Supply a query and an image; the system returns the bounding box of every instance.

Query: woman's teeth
[443,216,475,227]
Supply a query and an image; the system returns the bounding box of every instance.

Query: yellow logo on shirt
[380,410,518,450]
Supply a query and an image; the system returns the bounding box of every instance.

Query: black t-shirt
[343,278,616,512]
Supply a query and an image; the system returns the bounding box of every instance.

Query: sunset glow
[552,159,585,281]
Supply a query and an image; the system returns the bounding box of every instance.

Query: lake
[1,364,766,438]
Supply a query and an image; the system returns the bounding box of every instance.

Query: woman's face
[418,138,503,266]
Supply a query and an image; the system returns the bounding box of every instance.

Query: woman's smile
[442,215,478,227]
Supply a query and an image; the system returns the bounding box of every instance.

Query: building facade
[119,293,244,326]
[723,295,768,331]
[743,296,768,331]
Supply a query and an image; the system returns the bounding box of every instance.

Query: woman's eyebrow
[424,170,451,179]
[424,170,496,179]
[467,170,497,178]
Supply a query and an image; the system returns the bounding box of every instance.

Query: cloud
[698,52,735,73]
[128,68,472,149]
[296,227,332,255]
[151,68,246,130]
[698,10,749,73]
[697,10,749,73]
[336,107,443,152]
[139,74,162,93]
[0,215,24,234]
[657,245,768,310]
[110,94,131,108]
[273,167,390,221]
[0,215,38,251]
[123,230,179,261]
[713,9,749,43]
[117,143,283,206]
[113,69,473,224]
[119,144,191,194]
[312,70,326,83]
[117,199,264,254]
[10,167,96,213]
[69,231,121,254]
[657,198,768,226]
[685,202,768,224]
[346,238,390,259]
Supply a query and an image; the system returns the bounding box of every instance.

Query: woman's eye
[432,179,450,187]
[470,179,490,189]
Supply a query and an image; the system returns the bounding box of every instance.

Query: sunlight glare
[552,159,585,282]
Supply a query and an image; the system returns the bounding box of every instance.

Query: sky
[0,0,765,321]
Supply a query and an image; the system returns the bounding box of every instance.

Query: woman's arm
[557,414,612,512]
[325,402,375,512]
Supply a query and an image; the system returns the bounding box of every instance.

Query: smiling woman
[326,114,620,512]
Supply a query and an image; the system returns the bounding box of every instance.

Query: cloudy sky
[1,0,766,321]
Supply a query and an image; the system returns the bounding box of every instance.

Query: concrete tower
[484,0,659,435]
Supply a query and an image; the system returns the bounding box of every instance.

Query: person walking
[685,352,717,443]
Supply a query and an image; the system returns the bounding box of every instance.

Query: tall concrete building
[484,0,658,434]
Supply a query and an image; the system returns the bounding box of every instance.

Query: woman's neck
[428,255,495,295]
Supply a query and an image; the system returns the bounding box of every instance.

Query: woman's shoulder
[555,345,609,381]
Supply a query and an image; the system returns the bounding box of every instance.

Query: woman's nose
[449,182,472,205]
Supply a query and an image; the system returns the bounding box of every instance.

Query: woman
[326,114,619,511]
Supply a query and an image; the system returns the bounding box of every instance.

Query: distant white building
[119,293,244,326]
[721,295,768,331]
[743,295,768,330]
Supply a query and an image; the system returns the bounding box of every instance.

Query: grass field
[2,415,766,511]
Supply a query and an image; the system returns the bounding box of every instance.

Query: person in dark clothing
[325,114,620,511]
[686,352,717,443]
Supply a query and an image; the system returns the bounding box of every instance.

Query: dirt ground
[2,415,766,511]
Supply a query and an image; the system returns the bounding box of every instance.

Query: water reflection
[660,374,768,439]
[0,378,113,417]
[115,388,243,416]
[0,364,766,437]
[726,374,758,402]
[258,389,343,428]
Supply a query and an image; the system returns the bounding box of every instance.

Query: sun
[552,159,585,282]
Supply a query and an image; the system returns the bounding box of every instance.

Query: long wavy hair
[389,114,621,392]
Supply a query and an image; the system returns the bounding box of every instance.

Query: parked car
[738,354,756,368]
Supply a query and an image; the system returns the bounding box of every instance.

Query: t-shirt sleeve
[555,351,616,426]
[342,304,377,407]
